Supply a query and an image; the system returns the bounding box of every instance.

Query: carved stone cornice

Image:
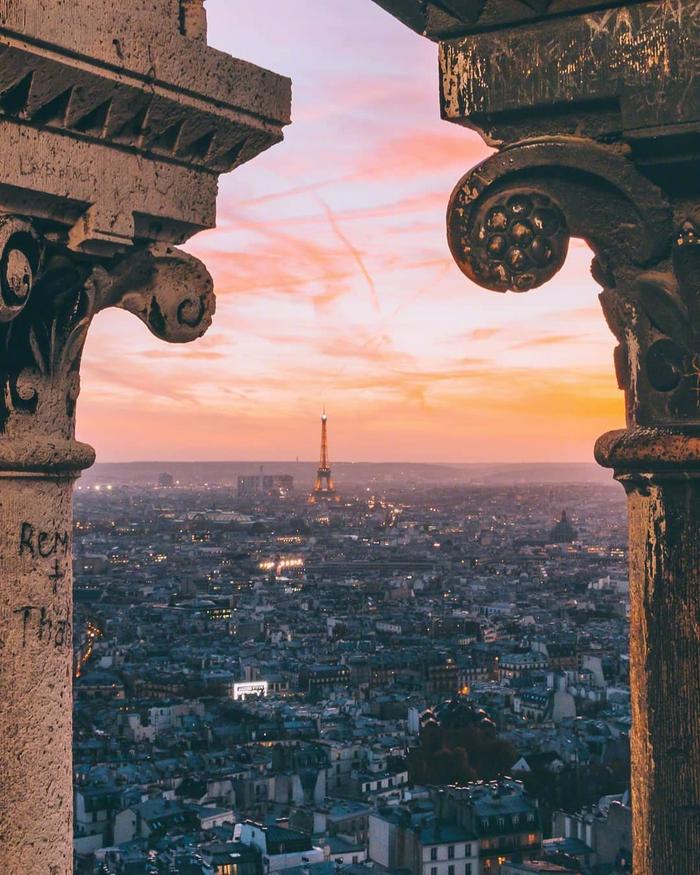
[0,37,284,176]
[0,1,291,256]
[0,216,214,473]
[372,0,651,40]
[376,2,700,192]
[438,1,700,163]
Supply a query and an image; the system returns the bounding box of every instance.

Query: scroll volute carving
[101,245,215,344]
[0,217,215,453]
[445,137,700,431]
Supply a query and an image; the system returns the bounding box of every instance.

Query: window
[430,847,438,861]
[527,813,535,823]
[481,819,489,831]
[497,817,505,829]
[465,866,472,875]
[465,844,472,857]
[448,866,455,875]
[448,845,455,859]
[431,868,437,875]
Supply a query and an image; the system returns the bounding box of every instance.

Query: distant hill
[81,460,614,488]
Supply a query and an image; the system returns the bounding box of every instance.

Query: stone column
[0,476,83,872]
[0,2,290,871]
[595,444,700,870]
[370,0,700,868]
[0,222,96,874]
[0,224,220,874]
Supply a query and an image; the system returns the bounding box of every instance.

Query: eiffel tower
[310,410,339,503]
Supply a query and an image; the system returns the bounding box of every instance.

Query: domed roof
[549,510,577,544]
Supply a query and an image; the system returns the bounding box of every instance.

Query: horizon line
[88,459,601,467]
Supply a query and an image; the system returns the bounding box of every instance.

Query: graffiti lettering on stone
[47,558,66,594]
[13,605,72,650]
[19,522,70,558]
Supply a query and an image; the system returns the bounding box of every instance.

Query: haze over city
[77,0,622,464]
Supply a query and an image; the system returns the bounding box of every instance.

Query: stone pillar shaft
[0,474,76,874]
[0,230,219,874]
[624,475,700,871]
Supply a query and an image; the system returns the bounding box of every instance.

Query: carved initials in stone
[19,522,69,558]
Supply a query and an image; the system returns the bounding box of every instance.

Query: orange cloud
[510,334,582,350]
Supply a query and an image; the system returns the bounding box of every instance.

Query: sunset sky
[78,0,624,463]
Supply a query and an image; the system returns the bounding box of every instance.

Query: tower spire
[310,409,339,502]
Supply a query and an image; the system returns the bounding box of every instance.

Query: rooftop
[415,819,477,845]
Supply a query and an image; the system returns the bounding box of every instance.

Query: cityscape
[72,416,632,875]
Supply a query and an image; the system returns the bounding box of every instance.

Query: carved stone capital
[0,216,214,473]
[445,136,700,468]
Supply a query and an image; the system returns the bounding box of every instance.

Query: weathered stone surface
[0,224,218,875]
[0,0,291,254]
[0,3,291,873]
[439,1,700,150]
[621,477,700,872]
[372,0,652,40]
[0,1,290,121]
[374,0,700,870]
[0,476,75,873]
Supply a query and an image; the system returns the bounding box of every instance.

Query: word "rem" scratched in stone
[19,522,69,558]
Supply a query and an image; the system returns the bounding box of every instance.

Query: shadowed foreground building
[0,1,289,872]
[370,1,700,871]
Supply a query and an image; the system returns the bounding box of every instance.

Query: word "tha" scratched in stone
[19,523,70,558]
[13,605,72,650]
